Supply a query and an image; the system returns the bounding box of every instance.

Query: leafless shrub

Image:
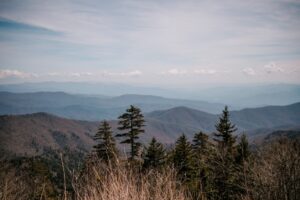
[249,138,300,200]
[0,161,30,200]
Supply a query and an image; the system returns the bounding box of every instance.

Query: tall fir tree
[214,105,237,154]
[213,106,240,200]
[236,134,250,165]
[192,131,214,197]
[173,134,193,181]
[143,137,166,169]
[93,120,118,163]
[193,131,210,154]
[235,134,251,197]
[116,105,145,161]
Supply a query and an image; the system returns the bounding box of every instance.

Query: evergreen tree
[93,120,118,163]
[192,131,213,197]
[213,106,239,200]
[236,134,250,165]
[116,105,145,161]
[173,134,193,181]
[143,137,166,169]
[235,134,252,197]
[214,106,237,154]
[193,131,210,154]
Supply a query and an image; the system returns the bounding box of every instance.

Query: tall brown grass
[1,138,299,200]
[72,159,190,200]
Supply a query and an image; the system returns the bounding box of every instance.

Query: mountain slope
[230,102,300,131]
[0,113,97,156]
[0,113,188,156]
[146,106,218,132]
[146,103,300,133]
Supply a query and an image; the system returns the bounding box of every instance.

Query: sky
[0,0,300,88]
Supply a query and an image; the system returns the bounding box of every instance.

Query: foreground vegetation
[0,105,299,200]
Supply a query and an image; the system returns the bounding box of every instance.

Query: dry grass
[0,157,190,200]
[73,160,190,200]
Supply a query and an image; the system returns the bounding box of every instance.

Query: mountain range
[1,82,299,108]
[0,91,226,120]
[1,102,299,156]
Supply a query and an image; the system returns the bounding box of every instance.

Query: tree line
[92,105,300,200]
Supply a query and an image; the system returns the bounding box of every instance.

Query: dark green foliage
[193,131,210,154]
[173,134,193,181]
[93,120,118,162]
[214,106,237,154]
[212,106,240,200]
[191,132,215,199]
[116,105,145,161]
[143,137,166,169]
[235,134,252,198]
[236,134,250,165]
[0,149,86,200]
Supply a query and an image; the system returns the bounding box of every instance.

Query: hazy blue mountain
[195,84,300,107]
[0,92,225,120]
[0,82,178,97]
[1,82,299,108]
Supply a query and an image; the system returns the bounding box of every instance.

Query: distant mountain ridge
[0,91,225,120]
[1,82,299,107]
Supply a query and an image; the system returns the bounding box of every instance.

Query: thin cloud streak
[0,69,38,79]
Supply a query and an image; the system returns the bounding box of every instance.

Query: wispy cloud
[264,62,284,74]
[160,69,188,75]
[194,69,217,75]
[243,68,256,76]
[160,68,219,75]
[102,70,143,77]
[46,70,143,78]
[0,69,38,79]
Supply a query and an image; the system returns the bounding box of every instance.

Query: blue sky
[0,0,299,88]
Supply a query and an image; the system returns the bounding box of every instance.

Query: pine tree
[235,134,251,197]
[193,131,210,154]
[116,105,145,161]
[93,120,118,163]
[192,131,213,196]
[143,137,166,169]
[236,134,250,165]
[173,134,193,181]
[214,106,237,154]
[213,106,239,200]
